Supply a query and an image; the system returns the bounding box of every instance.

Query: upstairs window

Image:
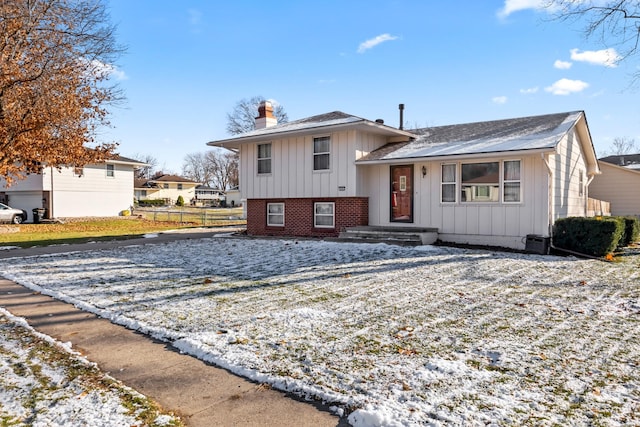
[257,143,272,174]
[313,136,330,171]
[106,164,115,177]
[503,160,521,203]
[177,183,183,190]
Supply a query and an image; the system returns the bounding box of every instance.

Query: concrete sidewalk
[0,232,343,426]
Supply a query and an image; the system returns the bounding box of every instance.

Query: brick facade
[246,197,369,238]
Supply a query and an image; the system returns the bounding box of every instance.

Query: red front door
[390,165,413,223]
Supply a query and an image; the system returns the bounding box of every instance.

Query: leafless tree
[226,96,288,135]
[609,136,638,155]
[545,1,640,82]
[130,153,159,179]
[182,149,238,190]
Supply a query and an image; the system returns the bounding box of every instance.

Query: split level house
[0,156,144,222]
[134,174,199,205]
[208,102,602,250]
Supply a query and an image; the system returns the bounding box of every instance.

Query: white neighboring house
[208,102,603,251]
[0,156,145,222]
[134,174,199,205]
[590,160,640,217]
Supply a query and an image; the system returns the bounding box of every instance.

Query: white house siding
[363,154,551,250]
[47,164,134,217]
[241,130,387,200]
[590,162,640,216]
[550,130,588,220]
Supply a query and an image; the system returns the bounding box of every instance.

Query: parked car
[0,203,28,224]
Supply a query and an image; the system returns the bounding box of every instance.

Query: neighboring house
[135,174,199,205]
[0,156,144,222]
[208,102,601,250]
[598,153,640,170]
[590,160,640,217]
[194,185,225,206]
[224,187,242,208]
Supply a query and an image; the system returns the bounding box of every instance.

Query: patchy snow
[0,307,180,426]
[0,237,639,426]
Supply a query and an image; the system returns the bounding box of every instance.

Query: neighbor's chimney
[399,103,404,130]
[255,100,277,129]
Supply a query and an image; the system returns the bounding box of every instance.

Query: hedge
[553,217,624,257]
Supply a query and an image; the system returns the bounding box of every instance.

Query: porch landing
[336,226,438,246]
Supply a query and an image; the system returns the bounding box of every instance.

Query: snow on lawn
[0,307,181,426]
[1,238,639,426]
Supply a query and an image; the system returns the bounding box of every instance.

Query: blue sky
[105,0,639,173]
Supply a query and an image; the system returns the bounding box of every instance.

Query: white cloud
[497,0,546,18]
[545,78,589,95]
[83,58,128,81]
[492,96,508,104]
[554,60,572,69]
[520,87,539,94]
[357,33,399,53]
[570,48,621,67]
[188,9,202,26]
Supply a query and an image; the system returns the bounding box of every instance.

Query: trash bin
[32,208,46,224]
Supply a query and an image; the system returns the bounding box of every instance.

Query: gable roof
[358,111,587,162]
[151,174,198,183]
[208,111,414,148]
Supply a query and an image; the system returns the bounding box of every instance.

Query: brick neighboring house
[207,101,602,250]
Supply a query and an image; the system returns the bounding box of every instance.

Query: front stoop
[336,226,438,246]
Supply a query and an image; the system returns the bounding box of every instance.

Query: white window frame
[313,136,330,171]
[314,202,335,228]
[106,164,115,178]
[441,163,457,203]
[579,170,584,197]
[267,202,284,227]
[257,143,272,175]
[503,160,522,203]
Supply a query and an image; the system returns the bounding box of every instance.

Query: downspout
[585,174,595,215]
[541,153,553,238]
[49,166,54,219]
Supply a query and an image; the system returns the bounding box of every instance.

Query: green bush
[553,216,624,257]
[620,216,640,247]
[176,195,185,207]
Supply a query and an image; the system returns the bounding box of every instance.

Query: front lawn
[0,239,638,426]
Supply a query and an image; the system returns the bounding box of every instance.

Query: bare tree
[130,153,159,179]
[0,0,124,182]
[226,96,288,135]
[609,136,638,155]
[182,149,238,190]
[545,1,640,81]
[182,152,214,186]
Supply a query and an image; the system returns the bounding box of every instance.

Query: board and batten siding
[240,130,387,200]
[590,162,640,216]
[549,130,588,220]
[363,153,551,249]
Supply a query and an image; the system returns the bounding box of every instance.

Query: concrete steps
[336,226,438,246]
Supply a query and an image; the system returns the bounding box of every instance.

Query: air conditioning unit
[525,234,550,255]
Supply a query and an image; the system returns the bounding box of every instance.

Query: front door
[390,165,413,223]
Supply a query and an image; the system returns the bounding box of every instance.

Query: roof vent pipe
[398,103,404,130]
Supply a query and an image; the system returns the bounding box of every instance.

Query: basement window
[267,203,284,226]
[314,202,335,228]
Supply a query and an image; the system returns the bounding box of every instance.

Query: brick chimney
[255,100,277,129]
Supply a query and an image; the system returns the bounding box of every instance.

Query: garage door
[6,192,43,223]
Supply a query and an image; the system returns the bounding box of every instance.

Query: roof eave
[356,147,557,165]
[208,121,415,148]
